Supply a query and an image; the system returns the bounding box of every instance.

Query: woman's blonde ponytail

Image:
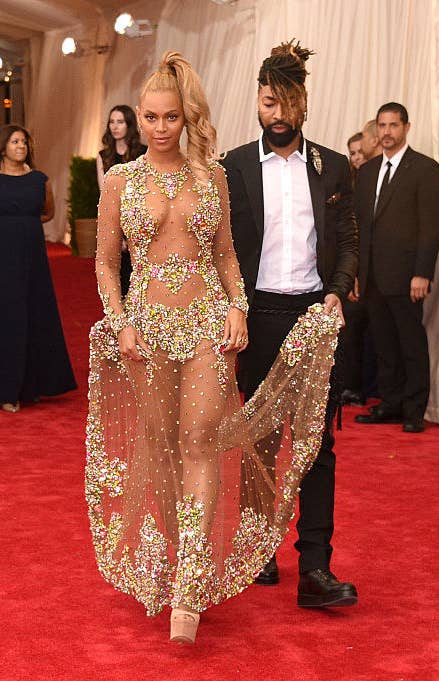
[140,51,217,184]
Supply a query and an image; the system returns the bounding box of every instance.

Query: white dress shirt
[374,143,409,210]
[256,134,322,294]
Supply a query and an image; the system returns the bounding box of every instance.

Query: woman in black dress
[0,124,76,412]
[96,105,146,297]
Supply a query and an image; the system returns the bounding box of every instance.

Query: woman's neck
[0,158,28,175]
[115,139,128,155]
[145,149,186,172]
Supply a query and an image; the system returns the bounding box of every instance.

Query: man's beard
[258,114,300,147]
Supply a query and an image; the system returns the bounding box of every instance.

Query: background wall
[22,0,162,241]
[156,0,437,157]
[10,0,439,241]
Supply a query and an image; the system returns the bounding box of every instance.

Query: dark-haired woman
[97,106,147,296]
[0,124,76,412]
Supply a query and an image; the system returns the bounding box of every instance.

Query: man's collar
[383,142,409,166]
[259,131,306,162]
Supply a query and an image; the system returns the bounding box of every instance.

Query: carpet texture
[1,244,438,681]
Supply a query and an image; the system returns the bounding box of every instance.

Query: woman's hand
[222,307,248,353]
[118,325,150,362]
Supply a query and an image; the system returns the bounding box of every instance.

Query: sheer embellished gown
[0,170,76,405]
[86,155,340,615]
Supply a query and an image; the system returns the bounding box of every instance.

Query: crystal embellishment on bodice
[101,156,246,385]
[143,160,190,200]
[147,253,201,294]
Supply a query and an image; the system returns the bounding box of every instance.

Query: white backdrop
[156,0,438,158]
[24,0,162,242]
[26,0,439,241]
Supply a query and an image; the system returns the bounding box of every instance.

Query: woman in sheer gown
[85,52,340,643]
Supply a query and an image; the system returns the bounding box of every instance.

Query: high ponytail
[258,40,314,122]
[140,51,216,184]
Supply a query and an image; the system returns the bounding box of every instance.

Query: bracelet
[99,289,131,334]
[107,311,130,334]
[229,295,249,317]
[228,280,249,317]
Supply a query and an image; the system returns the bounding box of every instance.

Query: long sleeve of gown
[95,171,127,332]
[212,164,248,315]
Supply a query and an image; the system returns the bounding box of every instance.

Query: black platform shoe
[297,569,358,607]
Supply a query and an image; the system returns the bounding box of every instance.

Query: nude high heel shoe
[2,402,20,413]
[170,608,200,644]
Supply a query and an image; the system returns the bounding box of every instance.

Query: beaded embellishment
[147,253,200,294]
[100,157,246,388]
[143,159,190,199]
[86,303,340,615]
[229,281,249,316]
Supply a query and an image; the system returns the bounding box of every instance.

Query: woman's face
[137,90,184,156]
[109,110,128,140]
[348,140,366,170]
[4,131,28,163]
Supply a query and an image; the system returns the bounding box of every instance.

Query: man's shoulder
[405,146,439,170]
[221,140,259,168]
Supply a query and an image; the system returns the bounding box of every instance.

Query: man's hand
[323,293,345,326]
[347,277,360,303]
[410,276,430,302]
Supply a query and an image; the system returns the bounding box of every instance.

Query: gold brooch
[310,146,322,175]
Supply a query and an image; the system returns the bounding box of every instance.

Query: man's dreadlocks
[258,40,314,120]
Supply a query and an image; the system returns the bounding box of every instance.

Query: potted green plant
[67,155,100,257]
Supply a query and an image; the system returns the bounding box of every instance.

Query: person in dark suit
[361,120,382,161]
[340,133,377,407]
[354,102,439,433]
[222,41,358,607]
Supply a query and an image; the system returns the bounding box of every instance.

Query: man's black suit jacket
[354,146,439,296]
[221,139,358,304]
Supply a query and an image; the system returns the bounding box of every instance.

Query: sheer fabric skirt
[86,304,339,615]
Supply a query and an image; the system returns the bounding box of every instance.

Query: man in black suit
[222,41,358,607]
[354,103,439,433]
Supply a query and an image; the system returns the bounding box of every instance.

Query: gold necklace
[144,159,190,200]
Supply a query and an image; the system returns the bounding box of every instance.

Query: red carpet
[1,244,438,681]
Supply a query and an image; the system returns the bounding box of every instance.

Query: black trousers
[339,299,378,398]
[239,290,336,574]
[365,275,429,420]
